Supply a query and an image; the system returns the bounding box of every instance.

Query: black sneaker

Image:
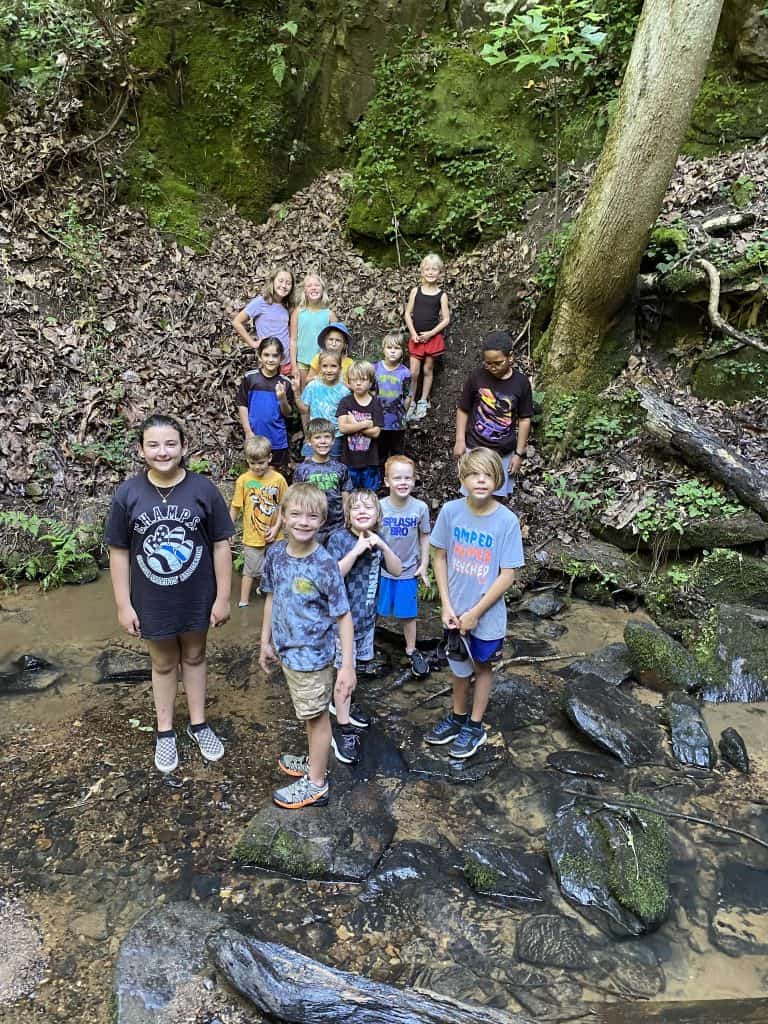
[449,723,487,759]
[408,649,430,678]
[444,628,470,663]
[331,728,361,765]
[329,701,371,729]
[424,713,464,745]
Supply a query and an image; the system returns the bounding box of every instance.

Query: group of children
[106,264,533,810]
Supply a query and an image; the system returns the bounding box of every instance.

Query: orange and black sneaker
[277,753,310,778]
[272,775,329,809]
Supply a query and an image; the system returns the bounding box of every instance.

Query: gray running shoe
[425,713,463,745]
[272,775,329,809]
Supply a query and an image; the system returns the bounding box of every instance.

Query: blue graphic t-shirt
[293,458,352,535]
[374,361,411,430]
[104,472,234,640]
[300,379,350,437]
[261,541,350,671]
[431,499,524,641]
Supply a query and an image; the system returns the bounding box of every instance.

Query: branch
[695,258,768,354]
[700,212,756,235]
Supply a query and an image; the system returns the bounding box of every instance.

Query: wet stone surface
[710,863,768,957]
[719,726,750,773]
[0,654,63,694]
[559,642,635,688]
[667,693,717,768]
[563,677,668,766]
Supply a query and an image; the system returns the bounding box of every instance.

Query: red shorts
[409,332,446,361]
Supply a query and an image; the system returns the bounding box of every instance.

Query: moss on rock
[624,620,703,693]
[463,858,500,893]
[693,348,768,403]
[233,823,328,879]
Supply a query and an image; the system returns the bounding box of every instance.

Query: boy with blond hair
[260,484,356,808]
[229,435,286,607]
[337,360,384,491]
[426,448,524,759]
[378,455,431,677]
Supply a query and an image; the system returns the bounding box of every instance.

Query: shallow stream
[1,576,767,1023]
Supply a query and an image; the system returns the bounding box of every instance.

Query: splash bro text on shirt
[452,525,493,579]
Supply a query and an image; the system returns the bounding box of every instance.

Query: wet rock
[560,643,634,688]
[697,604,768,703]
[351,724,408,781]
[563,678,667,766]
[95,647,152,684]
[232,780,395,881]
[115,902,222,1024]
[515,914,591,969]
[588,943,665,999]
[0,654,63,694]
[208,929,529,1024]
[719,727,750,773]
[519,592,566,618]
[362,841,455,900]
[546,750,625,783]
[0,896,48,1006]
[666,693,716,768]
[547,801,670,937]
[624,621,702,693]
[710,863,768,956]
[462,841,550,899]
[390,717,505,785]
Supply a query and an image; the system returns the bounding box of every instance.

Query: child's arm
[295,384,310,415]
[109,546,140,636]
[232,308,259,352]
[210,539,232,627]
[229,504,240,532]
[426,291,450,339]
[368,533,401,576]
[417,530,431,586]
[259,592,278,669]
[336,533,372,577]
[454,408,469,457]
[337,411,374,434]
[404,287,418,339]
[289,309,300,380]
[306,359,318,383]
[274,378,293,417]
[237,404,254,438]
[456,568,518,634]
[334,610,357,704]
[431,545,458,628]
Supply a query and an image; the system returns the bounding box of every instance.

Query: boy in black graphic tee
[105,414,234,774]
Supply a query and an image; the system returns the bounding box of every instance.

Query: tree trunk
[541,0,725,390]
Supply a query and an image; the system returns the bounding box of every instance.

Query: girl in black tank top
[404,253,451,422]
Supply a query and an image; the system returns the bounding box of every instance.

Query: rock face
[722,0,768,78]
[561,643,634,688]
[592,510,768,552]
[666,693,717,768]
[563,678,667,766]
[208,929,531,1024]
[546,751,625,783]
[547,803,670,938]
[520,592,566,618]
[710,863,768,956]
[0,654,63,695]
[719,727,750,773]
[623,621,702,693]
[697,604,768,702]
[114,902,222,1024]
[232,780,396,881]
[462,841,550,899]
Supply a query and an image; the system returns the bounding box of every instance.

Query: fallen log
[637,386,768,521]
[208,930,533,1024]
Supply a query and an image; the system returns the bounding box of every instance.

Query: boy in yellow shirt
[230,435,287,607]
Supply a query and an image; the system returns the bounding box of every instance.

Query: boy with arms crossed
[426,449,524,758]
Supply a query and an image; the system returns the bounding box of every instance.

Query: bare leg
[421,356,435,405]
[452,661,492,721]
[305,712,331,786]
[333,675,352,726]
[146,637,182,731]
[403,618,417,654]
[178,630,209,725]
[240,575,254,605]
[409,355,422,405]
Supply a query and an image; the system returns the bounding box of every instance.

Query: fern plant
[0,510,96,590]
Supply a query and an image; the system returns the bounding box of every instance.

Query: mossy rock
[546,538,648,597]
[693,348,768,403]
[695,603,768,703]
[624,620,703,693]
[233,820,328,879]
[685,41,768,157]
[593,510,768,553]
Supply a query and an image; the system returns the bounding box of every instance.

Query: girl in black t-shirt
[105,414,234,774]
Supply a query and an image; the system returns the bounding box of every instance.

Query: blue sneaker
[425,713,464,745]
[449,723,487,759]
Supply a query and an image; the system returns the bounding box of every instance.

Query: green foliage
[480,1,607,74]
[546,468,602,517]
[731,175,755,210]
[187,458,211,474]
[55,203,104,273]
[533,222,575,289]
[266,20,298,86]
[633,481,741,543]
[70,418,131,471]
[542,391,638,455]
[418,565,439,603]
[0,510,97,590]
[0,0,111,95]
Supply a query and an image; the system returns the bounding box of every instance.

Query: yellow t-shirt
[309,353,354,383]
[231,468,287,547]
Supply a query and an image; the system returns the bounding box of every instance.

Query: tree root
[695,257,768,354]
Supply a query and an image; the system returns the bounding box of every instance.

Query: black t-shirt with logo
[459,368,534,455]
[104,472,234,639]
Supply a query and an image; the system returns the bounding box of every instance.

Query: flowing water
[1,576,767,1023]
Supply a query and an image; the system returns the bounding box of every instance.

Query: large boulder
[623,622,702,693]
[462,840,550,899]
[0,654,63,695]
[563,678,667,766]
[665,693,716,768]
[560,643,634,688]
[722,0,768,79]
[547,802,670,938]
[232,780,396,881]
[697,604,768,702]
[592,509,768,553]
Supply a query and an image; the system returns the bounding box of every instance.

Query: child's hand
[210,597,231,627]
[441,605,459,629]
[334,665,357,703]
[118,603,141,637]
[354,531,376,553]
[453,440,467,458]
[417,563,430,588]
[275,380,286,400]
[457,608,480,634]
[265,523,280,543]
[259,640,277,672]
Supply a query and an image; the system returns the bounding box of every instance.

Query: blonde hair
[458,448,504,490]
[282,483,327,521]
[344,489,382,530]
[381,332,405,356]
[299,272,330,309]
[384,454,415,479]
[245,435,272,460]
[318,350,342,368]
[263,267,294,306]
[347,360,376,385]
[420,253,444,278]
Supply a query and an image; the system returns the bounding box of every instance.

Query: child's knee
[181,647,207,668]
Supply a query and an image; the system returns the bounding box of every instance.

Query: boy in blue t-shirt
[377,455,431,677]
[427,448,524,759]
[260,484,356,808]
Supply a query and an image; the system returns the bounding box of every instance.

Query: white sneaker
[414,399,429,420]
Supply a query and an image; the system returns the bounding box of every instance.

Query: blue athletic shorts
[348,465,382,491]
[447,633,504,678]
[377,576,418,619]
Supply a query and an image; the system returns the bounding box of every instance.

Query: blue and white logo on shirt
[137,519,202,585]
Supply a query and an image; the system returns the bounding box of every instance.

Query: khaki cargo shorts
[242,544,266,579]
[282,664,334,720]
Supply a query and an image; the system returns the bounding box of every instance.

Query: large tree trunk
[541,0,725,390]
